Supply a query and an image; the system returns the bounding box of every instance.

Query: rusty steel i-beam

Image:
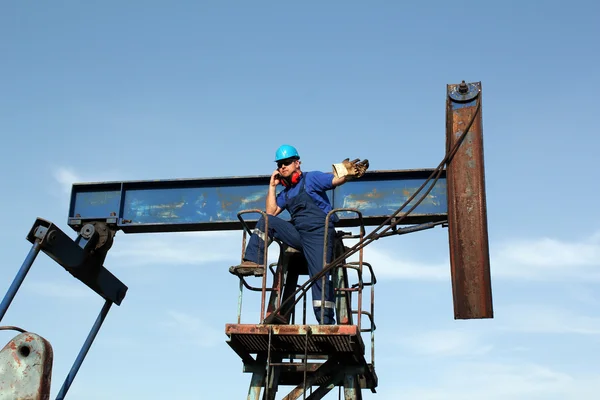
[446,81,493,320]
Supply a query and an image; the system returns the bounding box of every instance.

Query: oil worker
[230,144,369,325]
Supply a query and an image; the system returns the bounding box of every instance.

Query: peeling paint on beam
[67,170,448,233]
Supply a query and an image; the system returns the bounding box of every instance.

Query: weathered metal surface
[282,360,367,400]
[230,230,378,397]
[226,324,365,357]
[448,80,480,103]
[0,332,53,400]
[344,374,361,400]
[245,356,375,397]
[25,218,128,305]
[247,369,265,400]
[227,323,358,336]
[67,170,447,233]
[446,81,493,319]
[333,170,447,226]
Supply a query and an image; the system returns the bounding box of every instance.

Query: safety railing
[235,209,274,323]
[324,208,377,366]
[233,208,377,365]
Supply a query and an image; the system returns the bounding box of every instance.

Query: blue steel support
[56,300,113,400]
[0,218,127,398]
[0,240,42,322]
[67,169,448,233]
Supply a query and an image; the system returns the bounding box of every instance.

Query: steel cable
[0,326,27,333]
[267,96,481,322]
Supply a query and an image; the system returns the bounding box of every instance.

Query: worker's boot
[229,260,265,277]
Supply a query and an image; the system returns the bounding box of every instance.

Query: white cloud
[377,304,600,399]
[347,245,448,280]
[52,166,124,196]
[25,280,95,299]
[398,328,493,357]
[565,285,600,306]
[163,310,222,348]
[491,232,600,281]
[53,167,81,194]
[106,231,250,267]
[353,230,600,282]
[500,234,600,267]
[381,362,595,400]
[499,304,600,335]
[391,304,600,364]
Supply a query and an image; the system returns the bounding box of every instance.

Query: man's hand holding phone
[270,170,281,187]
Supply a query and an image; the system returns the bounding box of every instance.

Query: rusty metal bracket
[25,218,127,305]
[448,80,480,103]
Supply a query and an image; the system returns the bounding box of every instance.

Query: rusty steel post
[445,81,494,319]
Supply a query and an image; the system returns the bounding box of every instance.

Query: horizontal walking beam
[68,169,447,233]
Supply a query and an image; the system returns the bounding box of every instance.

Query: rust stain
[446,85,493,320]
[364,189,383,199]
[226,323,357,336]
[11,349,21,367]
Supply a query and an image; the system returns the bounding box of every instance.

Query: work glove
[332,158,369,180]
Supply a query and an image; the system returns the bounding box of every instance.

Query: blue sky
[1,1,599,399]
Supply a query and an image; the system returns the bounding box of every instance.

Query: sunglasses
[277,159,296,168]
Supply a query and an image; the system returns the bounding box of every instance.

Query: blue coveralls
[244,173,336,324]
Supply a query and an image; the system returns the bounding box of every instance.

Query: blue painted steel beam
[68,169,447,233]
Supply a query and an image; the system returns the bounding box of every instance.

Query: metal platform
[225,324,377,391]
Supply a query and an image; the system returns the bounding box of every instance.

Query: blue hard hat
[275,145,300,162]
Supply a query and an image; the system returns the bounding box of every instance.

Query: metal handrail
[323,208,365,329]
[234,207,377,369]
[236,210,272,322]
